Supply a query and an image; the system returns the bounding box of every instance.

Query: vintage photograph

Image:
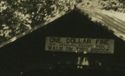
[0,0,125,76]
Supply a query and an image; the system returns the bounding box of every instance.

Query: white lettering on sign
[45,37,114,54]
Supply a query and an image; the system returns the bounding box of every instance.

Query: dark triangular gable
[0,10,125,75]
